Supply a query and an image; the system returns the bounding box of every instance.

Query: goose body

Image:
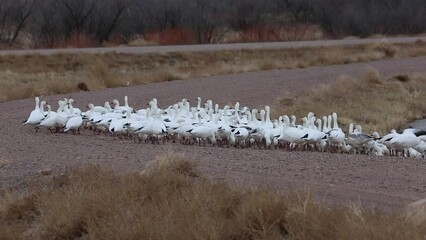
[24,96,424,158]
[39,105,58,131]
[389,130,421,149]
[24,99,46,125]
[64,115,83,133]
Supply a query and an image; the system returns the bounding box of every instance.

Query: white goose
[64,115,83,133]
[23,97,45,125]
[326,112,345,152]
[39,105,58,132]
[189,113,217,146]
[23,99,47,131]
[230,127,250,147]
[87,103,109,114]
[301,117,326,149]
[277,115,306,150]
[250,110,267,147]
[109,108,135,136]
[67,98,81,115]
[112,96,130,113]
[346,124,373,152]
[135,109,167,143]
[389,129,422,156]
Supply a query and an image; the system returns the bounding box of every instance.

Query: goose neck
[35,97,40,110]
[333,114,339,129]
[124,96,129,108]
[265,107,271,123]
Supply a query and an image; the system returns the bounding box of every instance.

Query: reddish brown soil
[1,56,426,212]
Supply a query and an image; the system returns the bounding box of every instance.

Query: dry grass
[0,153,425,239]
[3,41,426,103]
[0,160,9,169]
[274,68,426,134]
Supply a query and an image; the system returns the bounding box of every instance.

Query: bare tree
[275,0,313,23]
[4,0,426,48]
[10,0,35,44]
[60,0,96,36]
[31,0,65,47]
[0,0,35,46]
[189,0,228,43]
[142,0,187,30]
[92,0,131,43]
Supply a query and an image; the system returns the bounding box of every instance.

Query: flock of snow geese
[23,96,426,158]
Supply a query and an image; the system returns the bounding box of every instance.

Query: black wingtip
[301,133,308,139]
[414,130,426,137]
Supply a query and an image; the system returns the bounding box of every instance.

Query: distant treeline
[2,0,426,47]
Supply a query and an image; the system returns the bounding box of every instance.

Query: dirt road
[1,56,426,212]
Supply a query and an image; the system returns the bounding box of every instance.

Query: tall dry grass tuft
[85,57,123,88]
[232,188,288,239]
[1,153,426,239]
[0,190,39,240]
[370,41,399,58]
[364,66,383,84]
[274,68,426,134]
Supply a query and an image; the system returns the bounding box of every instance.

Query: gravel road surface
[0,36,426,56]
[1,54,426,212]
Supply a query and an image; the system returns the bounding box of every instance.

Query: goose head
[283,115,290,126]
[251,109,258,119]
[372,132,380,138]
[234,102,240,111]
[112,99,120,107]
[355,125,362,133]
[290,115,296,126]
[104,102,112,111]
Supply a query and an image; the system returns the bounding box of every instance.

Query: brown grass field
[0,153,425,240]
[274,68,426,134]
[2,40,426,103]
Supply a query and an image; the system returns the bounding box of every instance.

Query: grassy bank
[274,68,426,134]
[0,153,425,239]
[2,41,426,103]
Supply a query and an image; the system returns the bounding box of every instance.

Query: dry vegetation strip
[0,152,425,240]
[274,68,426,134]
[2,41,426,103]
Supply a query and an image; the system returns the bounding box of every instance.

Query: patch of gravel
[2,56,426,211]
